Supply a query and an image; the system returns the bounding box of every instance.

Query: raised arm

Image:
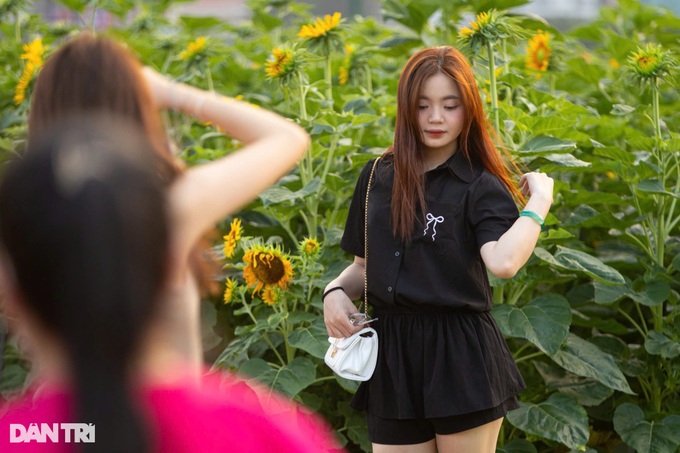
[142,68,310,261]
[480,171,554,279]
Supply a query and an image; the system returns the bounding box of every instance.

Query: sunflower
[627,43,674,82]
[457,9,520,56]
[297,12,342,39]
[339,45,353,85]
[300,237,320,257]
[14,37,46,105]
[243,244,293,295]
[223,278,237,304]
[458,10,496,42]
[261,286,279,306]
[179,36,207,61]
[222,218,243,259]
[525,30,551,72]
[265,47,297,80]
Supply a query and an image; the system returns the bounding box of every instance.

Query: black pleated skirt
[350,305,525,419]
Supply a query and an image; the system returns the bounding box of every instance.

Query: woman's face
[417,72,465,159]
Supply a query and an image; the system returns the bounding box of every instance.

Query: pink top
[0,371,345,452]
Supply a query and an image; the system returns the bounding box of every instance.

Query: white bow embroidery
[423,212,444,240]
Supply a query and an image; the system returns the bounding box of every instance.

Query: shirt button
[387,286,393,292]
[395,251,400,257]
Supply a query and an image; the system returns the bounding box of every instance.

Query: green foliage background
[1,0,679,451]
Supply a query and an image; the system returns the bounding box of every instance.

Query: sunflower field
[1,0,680,451]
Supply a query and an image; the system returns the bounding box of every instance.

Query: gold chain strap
[362,157,380,316]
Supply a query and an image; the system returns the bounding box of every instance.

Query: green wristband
[519,210,545,226]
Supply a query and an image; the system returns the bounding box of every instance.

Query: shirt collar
[435,150,477,183]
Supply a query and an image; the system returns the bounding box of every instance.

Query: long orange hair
[28,33,218,295]
[388,46,523,241]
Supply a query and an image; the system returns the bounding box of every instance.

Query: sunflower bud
[627,43,674,84]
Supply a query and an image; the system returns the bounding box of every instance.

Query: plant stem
[652,80,662,140]
[364,65,373,95]
[205,63,214,92]
[617,306,646,337]
[501,39,509,73]
[14,12,21,42]
[297,71,308,121]
[493,285,504,305]
[486,41,500,133]
[89,0,99,31]
[650,79,665,332]
[312,376,336,384]
[324,45,333,108]
[264,332,286,367]
[514,351,543,364]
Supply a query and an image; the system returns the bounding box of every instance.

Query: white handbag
[324,327,378,381]
[324,157,381,382]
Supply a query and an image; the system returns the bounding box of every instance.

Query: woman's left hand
[141,66,174,111]
[519,171,554,204]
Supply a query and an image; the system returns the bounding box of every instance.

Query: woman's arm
[323,257,366,338]
[480,171,554,279]
[142,68,310,260]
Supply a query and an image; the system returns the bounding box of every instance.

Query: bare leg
[435,417,504,453]
[372,439,437,453]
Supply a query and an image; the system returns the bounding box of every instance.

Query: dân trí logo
[10,423,95,443]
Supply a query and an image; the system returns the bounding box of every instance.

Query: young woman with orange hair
[323,46,554,452]
[26,33,310,372]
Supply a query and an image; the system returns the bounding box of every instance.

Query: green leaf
[614,403,680,453]
[638,179,679,198]
[470,0,530,11]
[563,205,629,230]
[645,331,680,359]
[671,253,680,273]
[287,320,329,359]
[239,357,317,398]
[592,146,636,165]
[554,246,625,285]
[212,334,266,371]
[338,403,371,452]
[506,393,589,450]
[519,136,577,154]
[492,294,571,355]
[200,300,221,350]
[551,334,634,394]
[54,0,88,13]
[519,116,574,134]
[630,282,671,307]
[252,9,284,31]
[593,281,670,307]
[377,35,422,56]
[496,439,537,453]
[593,281,628,304]
[0,364,29,393]
[380,0,441,33]
[526,153,591,168]
[610,104,636,115]
[259,178,321,207]
[534,361,614,407]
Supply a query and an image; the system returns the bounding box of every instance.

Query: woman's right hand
[323,290,364,339]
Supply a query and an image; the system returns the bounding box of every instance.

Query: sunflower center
[253,253,286,285]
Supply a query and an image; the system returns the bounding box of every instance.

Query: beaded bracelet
[322,286,344,303]
[519,210,545,226]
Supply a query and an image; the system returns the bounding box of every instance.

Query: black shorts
[366,398,516,445]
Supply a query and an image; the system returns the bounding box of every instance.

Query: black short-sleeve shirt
[340,151,519,312]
